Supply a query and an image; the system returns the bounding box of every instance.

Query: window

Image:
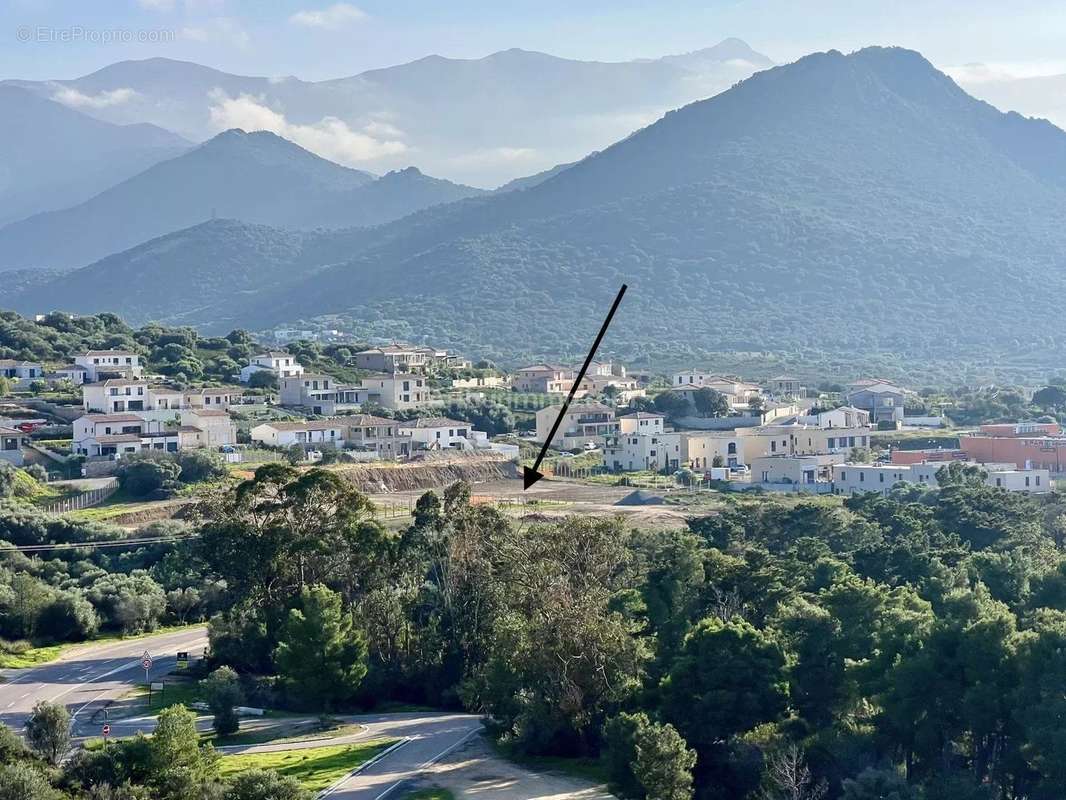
[860,473,865,482]
[840,471,846,480]
[1036,476,1041,486]
[828,437,835,448]
[879,473,884,483]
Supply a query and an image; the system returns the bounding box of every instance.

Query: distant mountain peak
[659,38,774,69]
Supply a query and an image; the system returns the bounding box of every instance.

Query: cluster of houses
[240,345,513,461]
[534,369,1050,495]
[513,362,645,403]
[2,343,1056,496]
[68,351,241,460]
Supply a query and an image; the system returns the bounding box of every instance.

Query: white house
[279,375,367,415]
[618,412,665,436]
[0,426,30,465]
[74,350,142,382]
[83,380,151,414]
[831,462,1051,496]
[240,352,305,383]
[53,364,88,385]
[0,359,44,381]
[397,417,474,451]
[73,414,179,458]
[83,381,241,415]
[603,431,683,473]
[250,419,349,448]
[359,373,430,410]
[179,409,237,448]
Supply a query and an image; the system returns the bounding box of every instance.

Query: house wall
[681,432,743,469]
[960,435,1066,472]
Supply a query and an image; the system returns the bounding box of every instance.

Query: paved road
[0,626,208,737]
[319,712,483,800]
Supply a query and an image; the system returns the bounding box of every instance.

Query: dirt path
[408,734,615,800]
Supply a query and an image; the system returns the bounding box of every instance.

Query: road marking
[319,737,412,799]
[342,724,482,800]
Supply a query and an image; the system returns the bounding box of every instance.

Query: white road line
[319,737,412,799]
[364,725,482,800]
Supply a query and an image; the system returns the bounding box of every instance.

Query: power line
[0,535,199,554]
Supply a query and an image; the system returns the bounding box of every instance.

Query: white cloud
[289,3,366,29]
[52,86,139,109]
[137,0,176,10]
[179,17,249,48]
[945,60,1066,84]
[207,89,407,164]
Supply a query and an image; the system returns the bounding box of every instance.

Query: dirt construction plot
[371,477,692,529]
[409,733,614,800]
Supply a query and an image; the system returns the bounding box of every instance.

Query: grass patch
[205,721,364,747]
[404,790,455,800]
[0,641,65,669]
[218,738,396,792]
[126,677,203,712]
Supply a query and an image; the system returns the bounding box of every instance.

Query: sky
[3,0,1066,82]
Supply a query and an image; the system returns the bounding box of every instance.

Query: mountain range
[0,129,481,271]
[2,39,773,187]
[11,46,1066,377]
[0,85,189,227]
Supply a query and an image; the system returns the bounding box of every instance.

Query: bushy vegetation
[0,310,367,387]
[10,458,1066,797]
[115,450,228,500]
[0,505,224,649]
[161,462,1066,798]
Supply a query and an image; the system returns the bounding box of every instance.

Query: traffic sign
[141,657,153,670]
[176,651,189,670]
[102,724,111,736]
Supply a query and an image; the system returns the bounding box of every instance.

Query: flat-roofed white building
[74,350,142,382]
[73,414,179,458]
[240,352,305,383]
[831,462,1051,495]
[398,417,475,451]
[603,431,682,473]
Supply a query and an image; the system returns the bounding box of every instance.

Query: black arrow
[523,284,628,490]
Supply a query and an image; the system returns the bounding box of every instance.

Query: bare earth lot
[410,733,614,800]
[371,477,693,529]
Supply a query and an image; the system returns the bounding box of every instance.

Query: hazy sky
[3,0,1066,81]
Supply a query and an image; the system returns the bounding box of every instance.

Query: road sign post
[142,652,153,700]
[102,723,110,746]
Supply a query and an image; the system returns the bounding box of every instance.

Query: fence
[42,478,119,514]
[374,498,415,519]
